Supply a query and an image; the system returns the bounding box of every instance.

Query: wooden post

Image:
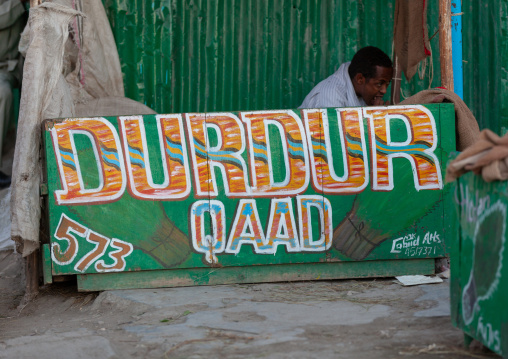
[29,0,42,7]
[439,0,454,91]
[25,250,40,300]
[391,54,402,105]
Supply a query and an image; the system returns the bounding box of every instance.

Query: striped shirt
[299,62,366,109]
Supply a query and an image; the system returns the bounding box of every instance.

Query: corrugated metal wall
[103,0,505,133]
[462,0,508,133]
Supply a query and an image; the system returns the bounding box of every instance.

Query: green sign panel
[451,172,508,356]
[42,104,455,289]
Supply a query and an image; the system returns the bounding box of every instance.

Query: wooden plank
[451,173,508,356]
[440,103,457,257]
[439,0,454,91]
[77,258,435,292]
[449,167,462,328]
[300,108,328,264]
[43,105,453,281]
[390,54,402,105]
[25,250,39,300]
[328,105,448,262]
[42,244,53,285]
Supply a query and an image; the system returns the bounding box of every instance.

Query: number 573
[51,214,133,273]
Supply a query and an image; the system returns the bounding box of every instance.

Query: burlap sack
[74,97,156,117]
[11,1,155,256]
[400,88,480,151]
[446,129,508,183]
[393,0,431,81]
[11,3,81,256]
[63,0,124,102]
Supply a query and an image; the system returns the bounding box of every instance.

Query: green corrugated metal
[103,0,508,134]
[103,0,441,113]
[462,0,508,133]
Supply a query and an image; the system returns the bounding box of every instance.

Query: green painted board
[42,244,52,285]
[77,258,435,292]
[41,104,455,287]
[451,171,508,356]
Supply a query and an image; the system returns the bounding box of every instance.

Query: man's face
[353,66,393,106]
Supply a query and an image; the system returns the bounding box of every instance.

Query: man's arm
[299,85,348,109]
[311,92,347,109]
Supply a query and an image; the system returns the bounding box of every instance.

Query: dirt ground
[0,250,501,359]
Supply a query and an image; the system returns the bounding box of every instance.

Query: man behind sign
[299,46,393,109]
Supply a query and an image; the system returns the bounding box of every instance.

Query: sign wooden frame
[41,104,455,291]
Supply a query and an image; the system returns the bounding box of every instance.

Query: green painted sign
[42,104,455,289]
[451,171,508,356]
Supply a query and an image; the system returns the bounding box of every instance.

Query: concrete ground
[0,132,499,358]
[2,72,506,357]
[0,250,500,359]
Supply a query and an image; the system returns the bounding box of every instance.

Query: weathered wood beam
[439,0,454,91]
[24,250,39,300]
[29,0,42,7]
[391,54,402,105]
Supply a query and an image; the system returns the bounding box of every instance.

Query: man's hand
[372,97,389,106]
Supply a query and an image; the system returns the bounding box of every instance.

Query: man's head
[348,46,393,106]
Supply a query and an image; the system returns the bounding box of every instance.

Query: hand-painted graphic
[43,104,453,278]
[119,115,191,200]
[452,173,508,356]
[52,213,133,273]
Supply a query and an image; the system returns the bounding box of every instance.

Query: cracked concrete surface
[0,250,500,358]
